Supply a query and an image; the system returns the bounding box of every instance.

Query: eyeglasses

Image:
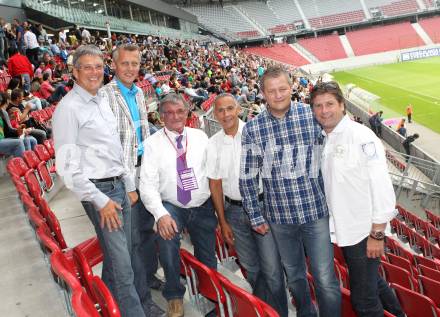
[77,64,104,72]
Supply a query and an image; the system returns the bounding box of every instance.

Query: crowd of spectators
[0,17,314,158]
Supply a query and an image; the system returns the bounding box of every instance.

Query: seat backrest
[36,223,62,254]
[72,247,94,296]
[7,157,30,177]
[387,252,416,277]
[180,249,226,304]
[50,251,82,292]
[23,150,41,169]
[37,161,53,191]
[414,231,432,257]
[425,209,440,228]
[90,276,121,317]
[71,289,100,317]
[341,287,357,317]
[24,169,43,201]
[27,206,45,229]
[391,283,440,317]
[419,264,440,282]
[381,261,418,291]
[419,275,440,308]
[44,207,68,250]
[215,271,265,317]
[44,139,55,158]
[334,259,349,289]
[34,144,51,162]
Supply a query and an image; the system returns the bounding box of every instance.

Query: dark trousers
[342,237,404,317]
[131,191,159,308]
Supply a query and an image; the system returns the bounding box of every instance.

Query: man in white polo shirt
[310,81,404,317]
[207,93,287,317]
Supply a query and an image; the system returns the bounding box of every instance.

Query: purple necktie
[176,135,191,205]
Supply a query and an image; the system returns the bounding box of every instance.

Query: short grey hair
[73,45,104,69]
[214,93,239,108]
[159,93,189,113]
[112,43,141,62]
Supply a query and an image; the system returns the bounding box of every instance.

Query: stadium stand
[266,0,304,33]
[236,1,281,32]
[297,0,366,29]
[243,44,310,66]
[298,34,348,61]
[346,22,424,56]
[365,0,420,17]
[182,4,260,39]
[419,16,440,43]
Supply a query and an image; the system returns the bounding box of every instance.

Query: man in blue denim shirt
[207,93,287,317]
[239,66,341,317]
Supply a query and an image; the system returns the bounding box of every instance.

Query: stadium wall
[300,43,440,74]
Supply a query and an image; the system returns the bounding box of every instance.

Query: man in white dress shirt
[139,93,217,317]
[207,93,287,317]
[53,45,145,317]
[310,81,404,317]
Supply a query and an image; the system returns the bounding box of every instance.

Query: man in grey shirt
[53,45,145,317]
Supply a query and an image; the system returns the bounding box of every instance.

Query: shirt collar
[220,119,245,139]
[164,126,187,141]
[266,102,294,120]
[73,83,101,104]
[322,114,350,137]
[116,78,138,96]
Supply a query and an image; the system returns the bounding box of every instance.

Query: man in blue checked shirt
[239,66,341,317]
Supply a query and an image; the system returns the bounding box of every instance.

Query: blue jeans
[81,179,145,317]
[0,136,36,157]
[131,191,159,308]
[225,202,288,317]
[342,237,404,317]
[269,216,341,317]
[159,199,217,300]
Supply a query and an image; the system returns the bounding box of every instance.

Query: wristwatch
[369,230,385,241]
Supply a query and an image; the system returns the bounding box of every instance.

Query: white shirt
[24,30,39,49]
[206,120,245,201]
[321,115,397,247]
[139,127,211,221]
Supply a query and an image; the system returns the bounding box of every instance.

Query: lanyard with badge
[164,130,199,192]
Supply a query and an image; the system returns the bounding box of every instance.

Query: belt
[89,175,123,184]
[135,156,142,167]
[225,193,264,207]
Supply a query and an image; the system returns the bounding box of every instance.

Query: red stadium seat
[27,206,46,229]
[386,252,416,277]
[23,150,54,191]
[380,261,418,291]
[419,275,440,307]
[334,258,349,289]
[425,209,440,229]
[89,276,121,317]
[418,264,440,282]
[7,157,30,177]
[24,169,44,202]
[180,249,226,317]
[71,289,100,317]
[333,244,348,268]
[44,139,55,159]
[391,283,440,317]
[215,271,278,317]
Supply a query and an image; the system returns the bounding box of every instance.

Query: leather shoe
[167,298,184,317]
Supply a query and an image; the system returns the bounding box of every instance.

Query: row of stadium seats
[183,0,438,39]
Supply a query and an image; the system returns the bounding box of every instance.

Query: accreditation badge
[361,142,377,159]
[178,167,199,191]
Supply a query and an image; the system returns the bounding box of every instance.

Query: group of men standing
[53,43,404,317]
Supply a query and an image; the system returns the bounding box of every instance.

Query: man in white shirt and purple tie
[139,93,217,317]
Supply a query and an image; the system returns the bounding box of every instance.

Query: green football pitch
[332,56,440,134]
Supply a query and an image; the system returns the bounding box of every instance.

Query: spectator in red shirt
[39,72,66,103]
[7,46,33,93]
